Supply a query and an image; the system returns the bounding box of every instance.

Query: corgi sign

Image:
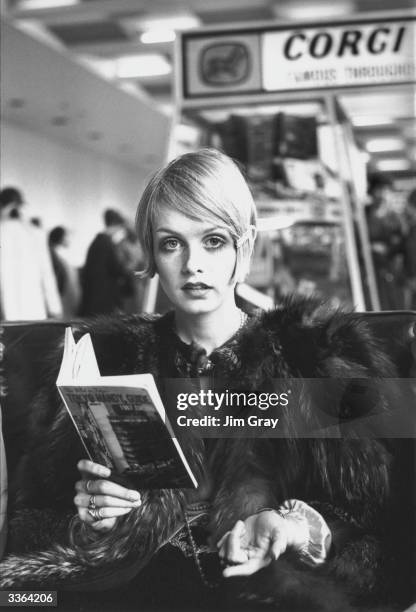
[180,15,415,100]
[263,21,415,91]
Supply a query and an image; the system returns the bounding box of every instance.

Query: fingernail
[128,490,140,501]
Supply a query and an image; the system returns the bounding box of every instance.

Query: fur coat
[0,297,412,609]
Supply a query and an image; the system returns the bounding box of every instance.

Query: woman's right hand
[74,459,141,532]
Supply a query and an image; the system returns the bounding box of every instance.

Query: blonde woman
[1,150,411,609]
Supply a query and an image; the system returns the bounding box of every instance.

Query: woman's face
[152,207,237,316]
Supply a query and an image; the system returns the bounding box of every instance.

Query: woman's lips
[182,283,211,290]
[181,283,212,298]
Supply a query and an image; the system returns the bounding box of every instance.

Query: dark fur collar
[74,295,396,382]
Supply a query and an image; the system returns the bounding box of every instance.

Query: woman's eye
[161,238,180,251]
[205,236,226,249]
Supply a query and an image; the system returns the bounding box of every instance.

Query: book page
[71,333,101,383]
[56,327,76,386]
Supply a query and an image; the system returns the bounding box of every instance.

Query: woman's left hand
[217,510,308,577]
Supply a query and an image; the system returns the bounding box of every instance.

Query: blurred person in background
[79,208,133,317]
[403,188,416,309]
[365,173,406,310]
[0,187,62,321]
[48,226,81,318]
[116,226,145,313]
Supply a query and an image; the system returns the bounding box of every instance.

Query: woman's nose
[182,245,204,274]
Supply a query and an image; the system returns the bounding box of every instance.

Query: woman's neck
[174,302,244,355]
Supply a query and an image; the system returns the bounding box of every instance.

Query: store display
[273,113,318,159]
[216,114,274,181]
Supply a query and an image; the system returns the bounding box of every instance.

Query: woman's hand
[217,509,309,577]
[74,459,141,532]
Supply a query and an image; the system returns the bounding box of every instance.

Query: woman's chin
[172,296,219,316]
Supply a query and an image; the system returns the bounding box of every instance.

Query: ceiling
[1,0,415,178]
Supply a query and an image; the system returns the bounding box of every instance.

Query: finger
[78,506,133,523]
[75,479,140,502]
[222,521,248,565]
[217,523,243,558]
[270,526,288,560]
[216,531,231,550]
[74,493,141,509]
[77,459,111,479]
[270,537,286,561]
[223,557,270,578]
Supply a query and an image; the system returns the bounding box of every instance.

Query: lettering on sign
[262,21,415,91]
[283,26,406,60]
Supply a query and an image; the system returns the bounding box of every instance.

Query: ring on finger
[85,479,94,493]
[88,495,96,511]
[87,507,103,521]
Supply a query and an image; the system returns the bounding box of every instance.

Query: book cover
[56,327,197,489]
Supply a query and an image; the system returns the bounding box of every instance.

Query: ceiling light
[140,29,176,44]
[139,14,200,44]
[376,159,411,172]
[351,116,395,127]
[366,138,404,153]
[274,0,353,21]
[115,54,171,78]
[140,15,200,31]
[17,0,79,9]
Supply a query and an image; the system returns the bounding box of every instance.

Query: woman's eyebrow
[155,226,228,235]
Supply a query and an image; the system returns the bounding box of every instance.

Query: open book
[56,328,198,489]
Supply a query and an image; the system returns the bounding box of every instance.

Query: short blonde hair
[135,148,257,280]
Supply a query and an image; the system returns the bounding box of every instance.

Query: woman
[0,150,411,608]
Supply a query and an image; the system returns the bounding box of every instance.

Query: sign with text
[180,16,415,100]
[262,21,415,91]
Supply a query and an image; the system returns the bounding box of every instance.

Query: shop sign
[180,17,415,99]
[263,20,415,91]
[182,34,262,97]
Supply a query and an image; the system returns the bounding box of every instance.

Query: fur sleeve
[209,299,402,605]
